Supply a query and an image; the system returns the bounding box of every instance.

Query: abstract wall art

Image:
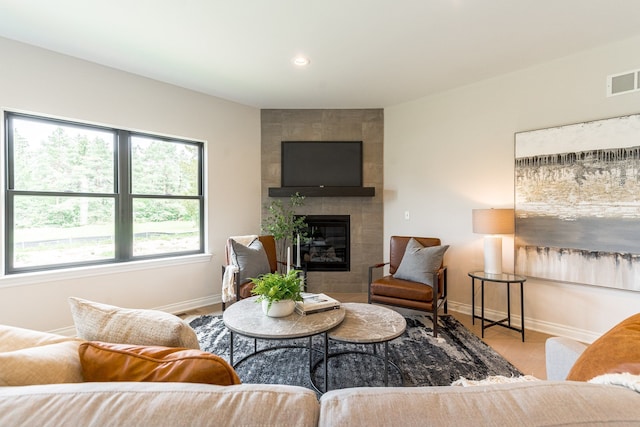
[515,113,640,292]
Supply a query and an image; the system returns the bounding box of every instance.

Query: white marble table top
[222,296,345,339]
[328,303,407,343]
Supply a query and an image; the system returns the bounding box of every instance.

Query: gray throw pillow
[230,238,271,285]
[393,238,449,286]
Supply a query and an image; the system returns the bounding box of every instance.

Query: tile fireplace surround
[261,109,384,293]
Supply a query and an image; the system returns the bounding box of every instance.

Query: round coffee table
[312,303,407,390]
[222,296,345,392]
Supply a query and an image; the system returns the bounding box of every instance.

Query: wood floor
[183,292,551,380]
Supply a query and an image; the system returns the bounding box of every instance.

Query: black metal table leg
[471,277,476,325]
[481,279,485,338]
[308,336,313,375]
[229,331,234,367]
[384,342,389,386]
[507,281,511,327]
[520,281,525,342]
[323,332,328,393]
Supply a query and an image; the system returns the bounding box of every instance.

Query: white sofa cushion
[319,382,640,427]
[0,324,84,386]
[0,324,75,352]
[0,382,319,427]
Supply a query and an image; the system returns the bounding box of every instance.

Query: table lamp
[472,208,515,274]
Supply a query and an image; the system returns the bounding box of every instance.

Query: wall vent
[607,68,640,97]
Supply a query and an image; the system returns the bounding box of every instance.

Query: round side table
[468,271,526,342]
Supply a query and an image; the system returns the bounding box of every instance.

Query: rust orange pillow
[567,313,640,381]
[78,341,240,385]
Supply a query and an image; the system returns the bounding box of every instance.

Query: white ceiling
[1,0,640,109]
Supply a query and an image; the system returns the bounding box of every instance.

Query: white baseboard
[155,295,221,316]
[448,301,599,344]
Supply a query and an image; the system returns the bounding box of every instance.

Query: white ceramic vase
[262,299,295,317]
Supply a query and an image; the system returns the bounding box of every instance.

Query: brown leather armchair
[221,235,279,310]
[368,236,448,337]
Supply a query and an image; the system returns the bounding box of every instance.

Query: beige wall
[0,37,261,332]
[385,34,640,342]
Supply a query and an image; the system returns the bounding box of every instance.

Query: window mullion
[116,130,132,260]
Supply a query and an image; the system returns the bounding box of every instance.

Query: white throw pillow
[68,297,200,349]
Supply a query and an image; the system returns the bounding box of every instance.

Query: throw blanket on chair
[221,235,258,303]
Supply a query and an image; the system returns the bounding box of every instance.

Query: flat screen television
[281,141,363,187]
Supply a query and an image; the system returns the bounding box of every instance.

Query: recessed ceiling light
[292,56,310,67]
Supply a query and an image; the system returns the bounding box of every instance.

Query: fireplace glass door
[298,215,349,271]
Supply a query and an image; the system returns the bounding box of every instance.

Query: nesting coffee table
[222,296,345,392]
[222,297,406,393]
[321,303,406,388]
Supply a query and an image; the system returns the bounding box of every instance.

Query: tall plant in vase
[262,193,307,272]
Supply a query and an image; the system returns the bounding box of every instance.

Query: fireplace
[297,215,350,272]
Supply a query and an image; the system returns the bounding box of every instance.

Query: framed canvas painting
[514,113,640,291]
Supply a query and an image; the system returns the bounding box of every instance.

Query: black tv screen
[281,141,363,187]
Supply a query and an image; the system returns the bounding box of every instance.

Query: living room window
[3,112,204,274]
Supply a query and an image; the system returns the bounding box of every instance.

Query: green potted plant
[262,193,307,271]
[250,269,304,317]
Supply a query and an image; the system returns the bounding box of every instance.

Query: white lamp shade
[472,209,514,235]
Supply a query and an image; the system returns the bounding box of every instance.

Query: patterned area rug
[189,313,521,393]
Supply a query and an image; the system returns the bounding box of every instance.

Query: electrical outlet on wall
[404,211,410,220]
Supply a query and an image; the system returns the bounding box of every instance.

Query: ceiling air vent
[607,68,640,97]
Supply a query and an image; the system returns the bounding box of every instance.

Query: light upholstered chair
[368,236,448,337]
[221,235,279,310]
[546,312,640,382]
